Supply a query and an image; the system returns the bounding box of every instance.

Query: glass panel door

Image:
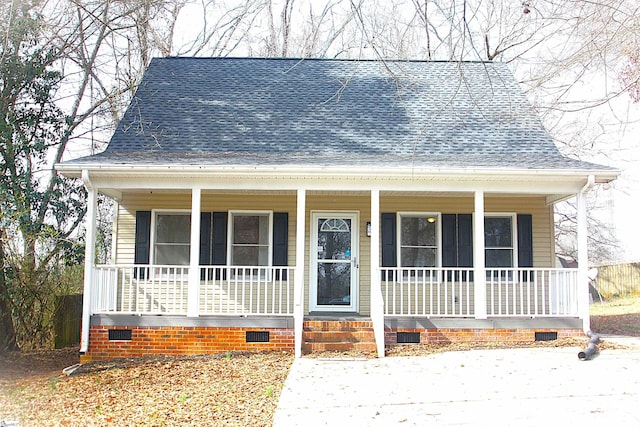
[311,213,358,311]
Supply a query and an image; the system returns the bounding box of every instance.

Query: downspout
[577,174,595,335]
[80,170,97,355]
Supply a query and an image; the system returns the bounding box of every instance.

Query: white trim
[396,212,442,268]
[187,188,201,317]
[474,191,487,319]
[370,189,385,357]
[56,162,620,184]
[150,209,191,265]
[227,210,274,267]
[70,169,615,196]
[484,213,518,268]
[309,211,360,312]
[80,171,97,354]
[294,190,306,358]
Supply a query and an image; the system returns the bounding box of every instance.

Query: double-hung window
[484,214,517,277]
[398,213,440,272]
[229,212,272,267]
[153,212,191,265]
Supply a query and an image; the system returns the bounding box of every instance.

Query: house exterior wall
[111,192,555,316]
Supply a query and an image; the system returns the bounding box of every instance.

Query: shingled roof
[62,57,613,172]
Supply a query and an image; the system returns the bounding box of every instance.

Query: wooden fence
[54,294,82,348]
[594,262,640,298]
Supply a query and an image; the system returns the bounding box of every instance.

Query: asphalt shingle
[63,57,613,171]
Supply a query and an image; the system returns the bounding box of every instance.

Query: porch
[89,265,579,319]
[84,263,581,356]
[77,177,596,359]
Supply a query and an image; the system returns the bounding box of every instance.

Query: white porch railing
[381,267,579,318]
[92,265,189,314]
[486,268,579,317]
[91,265,294,316]
[381,268,474,317]
[199,266,294,315]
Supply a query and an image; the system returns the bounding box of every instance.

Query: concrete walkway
[274,339,640,426]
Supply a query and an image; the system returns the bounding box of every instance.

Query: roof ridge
[157,56,500,65]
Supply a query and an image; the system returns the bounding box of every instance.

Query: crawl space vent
[535,331,558,341]
[108,329,132,341]
[397,332,421,344]
[246,331,270,343]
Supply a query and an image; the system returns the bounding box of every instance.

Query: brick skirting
[82,325,295,363]
[81,324,585,362]
[385,328,584,346]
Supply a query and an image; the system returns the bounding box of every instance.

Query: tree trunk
[0,228,18,353]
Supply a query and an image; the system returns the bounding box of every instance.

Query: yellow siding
[114,192,555,315]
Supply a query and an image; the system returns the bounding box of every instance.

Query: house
[56,57,619,362]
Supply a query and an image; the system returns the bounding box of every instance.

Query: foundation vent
[246,331,270,343]
[535,331,558,341]
[108,329,132,341]
[397,332,421,344]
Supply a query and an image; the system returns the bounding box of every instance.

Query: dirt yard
[1,295,637,426]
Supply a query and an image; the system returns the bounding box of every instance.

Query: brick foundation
[81,324,585,362]
[385,328,584,346]
[82,325,294,363]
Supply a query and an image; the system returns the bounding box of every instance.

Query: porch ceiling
[73,167,612,205]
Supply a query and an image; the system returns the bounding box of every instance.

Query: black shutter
[381,213,397,267]
[212,212,228,279]
[134,211,151,279]
[442,214,457,267]
[381,213,397,281]
[199,212,212,279]
[273,212,288,280]
[517,214,533,268]
[457,214,473,268]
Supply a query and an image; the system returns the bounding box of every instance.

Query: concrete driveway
[274,339,640,426]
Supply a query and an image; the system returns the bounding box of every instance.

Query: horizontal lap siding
[484,196,554,268]
[115,192,297,266]
[112,193,554,317]
[381,195,554,268]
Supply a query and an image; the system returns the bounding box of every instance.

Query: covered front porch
[80,170,593,358]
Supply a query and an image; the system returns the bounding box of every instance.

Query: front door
[310,212,359,312]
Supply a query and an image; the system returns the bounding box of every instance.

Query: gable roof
[59,57,616,177]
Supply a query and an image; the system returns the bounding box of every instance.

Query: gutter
[578,174,595,334]
[79,170,94,355]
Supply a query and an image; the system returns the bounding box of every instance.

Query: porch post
[473,190,487,319]
[187,187,202,317]
[370,189,385,357]
[294,189,306,358]
[80,170,97,354]
[577,177,593,332]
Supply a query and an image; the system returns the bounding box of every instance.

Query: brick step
[303,320,374,332]
[302,320,377,354]
[303,342,377,353]
[303,331,376,343]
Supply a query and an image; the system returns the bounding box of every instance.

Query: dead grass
[1,298,638,426]
[1,350,294,427]
[590,294,640,336]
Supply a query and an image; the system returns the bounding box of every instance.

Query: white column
[294,189,306,358]
[80,170,97,354]
[370,189,385,357]
[577,186,590,332]
[474,190,487,319]
[187,187,202,317]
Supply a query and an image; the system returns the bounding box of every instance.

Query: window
[398,213,440,268]
[484,215,516,268]
[230,212,272,266]
[153,212,191,265]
